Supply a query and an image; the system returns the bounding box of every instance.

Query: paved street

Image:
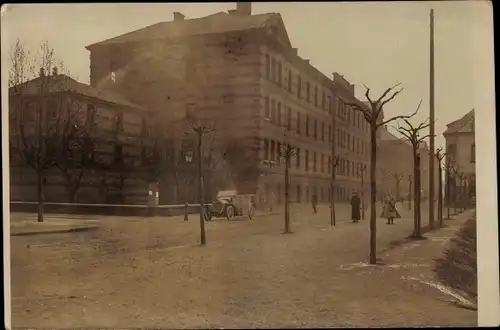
[10,201,476,328]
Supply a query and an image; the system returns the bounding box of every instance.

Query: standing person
[311,193,318,214]
[350,191,361,223]
[381,192,401,224]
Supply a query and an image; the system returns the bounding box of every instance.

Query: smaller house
[9,70,157,204]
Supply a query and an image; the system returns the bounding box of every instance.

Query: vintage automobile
[205,190,255,221]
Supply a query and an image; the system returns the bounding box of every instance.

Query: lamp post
[183,151,194,221]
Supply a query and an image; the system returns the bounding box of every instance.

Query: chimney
[236,2,251,16]
[39,68,45,77]
[52,67,58,76]
[173,12,185,21]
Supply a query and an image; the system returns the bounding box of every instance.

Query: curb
[11,226,99,237]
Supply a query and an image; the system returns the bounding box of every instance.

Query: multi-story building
[9,71,154,204]
[443,109,475,200]
[85,2,371,205]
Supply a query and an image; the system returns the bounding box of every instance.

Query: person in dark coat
[350,192,361,223]
[311,193,318,214]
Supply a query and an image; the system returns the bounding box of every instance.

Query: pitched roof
[86,12,280,49]
[379,127,412,146]
[444,109,475,135]
[9,74,149,111]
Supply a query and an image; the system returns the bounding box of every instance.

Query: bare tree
[435,147,447,227]
[185,121,214,246]
[8,39,81,221]
[276,125,296,234]
[328,156,340,226]
[394,105,432,238]
[347,83,418,264]
[389,171,405,202]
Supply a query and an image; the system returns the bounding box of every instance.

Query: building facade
[85,3,371,206]
[9,72,155,204]
[443,109,475,201]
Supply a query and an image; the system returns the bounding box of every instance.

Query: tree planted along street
[394,103,432,238]
[347,83,418,264]
[435,147,447,227]
[277,125,296,234]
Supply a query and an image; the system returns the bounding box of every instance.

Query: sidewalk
[335,209,477,327]
[10,213,99,236]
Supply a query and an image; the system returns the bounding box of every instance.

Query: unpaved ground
[10,203,476,328]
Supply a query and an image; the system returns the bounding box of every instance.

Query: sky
[1,1,494,150]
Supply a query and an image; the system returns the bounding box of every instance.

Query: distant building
[9,72,154,204]
[85,2,371,205]
[443,109,475,200]
[377,126,413,201]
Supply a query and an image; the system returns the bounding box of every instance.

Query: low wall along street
[10,201,208,217]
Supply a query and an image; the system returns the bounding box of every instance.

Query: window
[296,112,301,134]
[263,139,269,160]
[277,142,281,162]
[313,152,317,172]
[277,102,282,125]
[347,133,351,150]
[110,71,116,83]
[328,156,331,174]
[338,98,344,117]
[322,92,326,110]
[297,185,302,203]
[277,61,282,86]
[447,144,456,163]
[306,81,311,102]
[288,69,292,93]
[329,96,333,114]
[114,144,123,164]
[296,148,301,168]
[271,99,276,122]
[470,144,475,163]
[264,97,270,119]
[287,107,292,130]
[305,115,310,137]
[314,86,318,107]
[270,140,276,161]
[346,105,350,122]
[297,75,302,98]
[321,153,324,172]
[358,113,361,128]
[346,160,350,176]
[305,150,309,170]
[271,58,276,81]
[328,125,332,144]
[352,136,355,151]
[115,113,123,131]
[86,104,96,126]
[321,123,325,142]
[265,54,270,79]
[314,120,318,140]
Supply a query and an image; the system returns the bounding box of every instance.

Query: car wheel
[226,205,235,221]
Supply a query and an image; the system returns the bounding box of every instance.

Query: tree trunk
[408,178,412,211]
[412,150,418,236]
[416,155,422,237]
[284,156,291,233]
[196,134,206,245]
[438,165,443,227]
[446,169,451,219]
[330,168,336,226]
[36,170,44,223]
[369,126,377,265]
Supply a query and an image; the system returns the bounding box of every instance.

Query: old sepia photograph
[2,1,498,329]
